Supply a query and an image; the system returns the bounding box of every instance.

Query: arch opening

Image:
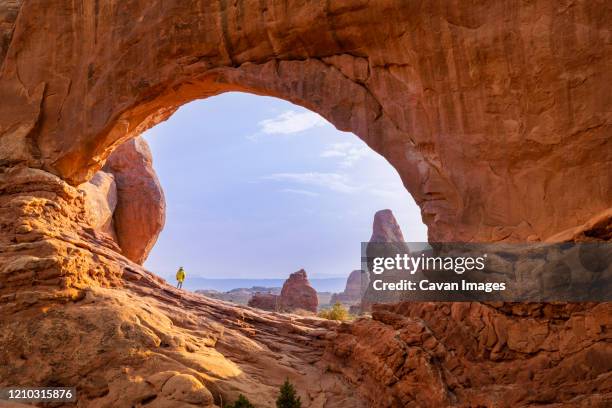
[94,91,428,291]
[54,59,452,242]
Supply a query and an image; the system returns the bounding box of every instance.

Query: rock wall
[326,302,612,407]
[76,137,165,265]
[0,0,609,241]
[78,171,118,241]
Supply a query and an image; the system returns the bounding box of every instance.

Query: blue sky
[142,92,427,281]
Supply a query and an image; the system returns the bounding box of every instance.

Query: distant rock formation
[370,209,405,243]
[248,293,279,311]
[198,286,280,306]
[330,270,363,305]
[279,269,318,313]
[363,209,409,311]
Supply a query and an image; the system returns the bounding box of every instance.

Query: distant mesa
[198,286,280,305]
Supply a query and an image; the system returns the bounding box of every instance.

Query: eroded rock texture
[0,1,610,407]
[326,302,612,407]
[0,0,609,241]
[0,169,362,408]
[78,171,118,241]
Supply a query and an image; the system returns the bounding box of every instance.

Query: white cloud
[264,172,358,194]
[320,142,373,168]
[280,189,320,197]
[258,110,328,135]
[264,172,406,199]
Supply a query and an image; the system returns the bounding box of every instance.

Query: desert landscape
[0,1,610,407]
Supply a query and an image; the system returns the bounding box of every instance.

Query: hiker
[176,266,186,289]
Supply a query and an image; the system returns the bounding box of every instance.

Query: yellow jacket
[176,268,186,282]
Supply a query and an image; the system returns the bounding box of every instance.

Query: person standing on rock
[176,266,186,289]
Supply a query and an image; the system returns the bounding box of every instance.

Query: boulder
[103,137,166,264]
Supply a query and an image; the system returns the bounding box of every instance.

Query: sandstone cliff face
[279,269,318,313]
[326,302,612,407]
[104,137,165,264]
[0,0,609,241]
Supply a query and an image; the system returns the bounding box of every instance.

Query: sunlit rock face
[0,1,610,407]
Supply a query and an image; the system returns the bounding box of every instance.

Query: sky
[142,92,427,282]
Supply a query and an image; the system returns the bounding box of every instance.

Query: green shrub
[276,379,301,408]
[317,302,349,321]
[226,394,255,408]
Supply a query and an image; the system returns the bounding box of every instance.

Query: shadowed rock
[104,137,166,264]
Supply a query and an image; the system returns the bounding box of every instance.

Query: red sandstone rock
[370,209,406,243]
[279,269,318,313]
[103,137,165,264]
[0,1,609,241]
[78,171,118,240]
[330,270,363,305]
[0,2,610,407]
[325,301,612,407]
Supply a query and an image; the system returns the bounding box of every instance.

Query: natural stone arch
[1,0,610,243]
[0,2,610,407]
